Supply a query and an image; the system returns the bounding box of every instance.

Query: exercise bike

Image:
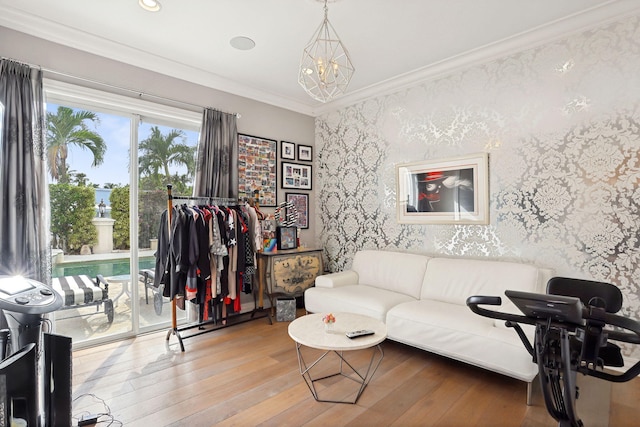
[466,277,640,427]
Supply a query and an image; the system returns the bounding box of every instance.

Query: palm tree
[138,126,195,188]
[46,106,106,183]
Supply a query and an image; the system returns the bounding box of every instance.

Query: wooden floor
[71,310,640,426]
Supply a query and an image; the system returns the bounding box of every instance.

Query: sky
[46,103,199,187]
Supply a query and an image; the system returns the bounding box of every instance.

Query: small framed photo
[281,161,312,190]
[281,141,295,160]
[396,153,489,225]
[297,144,313,162]
[276,226,298,250]
[286,192,309,229]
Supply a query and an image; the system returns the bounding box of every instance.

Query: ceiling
[1,0,638,116]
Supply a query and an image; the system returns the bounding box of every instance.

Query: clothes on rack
[154,200,262,320]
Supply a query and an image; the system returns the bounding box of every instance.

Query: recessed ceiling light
[230,36,256,51]
[139,0,161,12]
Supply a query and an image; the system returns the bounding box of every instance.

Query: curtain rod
[1,56,241,118]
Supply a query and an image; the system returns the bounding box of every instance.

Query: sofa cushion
[315,270,359,288]
[351,250,430,299]
[386,299,538,382]
[421,258,544,305]
[304,285,416,323]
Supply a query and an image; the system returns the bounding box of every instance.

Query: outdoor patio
[51,250,178,344]
[52,274,174,343]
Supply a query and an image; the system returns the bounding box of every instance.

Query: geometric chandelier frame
[298,0,355,103]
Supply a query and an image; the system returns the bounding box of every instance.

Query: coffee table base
[295,342,384,404]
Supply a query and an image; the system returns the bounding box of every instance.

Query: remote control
[346,329,375,339]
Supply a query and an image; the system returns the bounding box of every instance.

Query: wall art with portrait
[396,153,489,224]
[238,134,277,206]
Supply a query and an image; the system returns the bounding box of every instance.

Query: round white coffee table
[288,312,387,404]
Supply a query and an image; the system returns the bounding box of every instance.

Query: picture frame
[286,192,309,229]
[297,144,313,162]
[281,141,295,160]
[276,226,298,250]
[281,161,312,190]
[238,134,278,207]
[396,153,489,225]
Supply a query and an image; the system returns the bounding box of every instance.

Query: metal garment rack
[164,184,271,352]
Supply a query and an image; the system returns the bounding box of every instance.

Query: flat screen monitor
[505,290,584,325]
[0,343,38,427]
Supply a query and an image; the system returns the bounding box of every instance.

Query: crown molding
[0,6,316,116]
[2,2,638,118]
[313,0,640,116]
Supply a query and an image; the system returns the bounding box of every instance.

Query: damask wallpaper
[315,14,640,351]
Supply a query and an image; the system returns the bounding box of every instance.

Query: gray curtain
[0,59,50,283]
[193,108,238,198]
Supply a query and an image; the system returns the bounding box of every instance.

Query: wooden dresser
[257,247,323,316]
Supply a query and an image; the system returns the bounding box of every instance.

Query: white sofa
[304,250,552,403]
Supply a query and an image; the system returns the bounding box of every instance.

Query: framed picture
[297,144,313,162]
[281,161,312,190]
[276,226,298,250]
[396,153,489,225]
[286,192,309,229]
[281,141,295,160]
[238,134,278,207]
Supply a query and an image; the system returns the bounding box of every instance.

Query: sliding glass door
[45,80,200,347]
[136,120,199,330]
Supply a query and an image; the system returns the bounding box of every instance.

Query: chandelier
[298,0,355,103]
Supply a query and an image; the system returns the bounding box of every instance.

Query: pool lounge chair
[51,275,114,323]
[140,269,164,315]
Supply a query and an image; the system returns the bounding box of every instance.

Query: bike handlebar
[466,295,640,344]
[466,294,640,382]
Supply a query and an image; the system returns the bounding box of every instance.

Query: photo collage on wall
[238,134,277,207]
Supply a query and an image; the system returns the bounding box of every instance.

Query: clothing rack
[164,184,271,352]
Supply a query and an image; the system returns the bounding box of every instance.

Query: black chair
[140,269,164,315]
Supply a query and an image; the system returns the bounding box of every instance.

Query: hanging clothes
[154,201,260,310]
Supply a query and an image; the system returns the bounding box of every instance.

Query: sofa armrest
[315,270,359,288]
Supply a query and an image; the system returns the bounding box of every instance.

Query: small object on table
[322,313,336,333]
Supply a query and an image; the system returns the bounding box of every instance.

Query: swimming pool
[52,257,155,278]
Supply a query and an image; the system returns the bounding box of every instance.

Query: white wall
[315,14,640,353]
[0,26,318,244]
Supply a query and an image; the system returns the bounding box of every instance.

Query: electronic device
[0,343,38,427]
[0,275,67,426]
[505,290,584,325]
[346,329,375,339]
[78,413,100,426]
[0,276,61,313]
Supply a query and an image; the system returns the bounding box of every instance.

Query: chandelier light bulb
[139,0,161,12]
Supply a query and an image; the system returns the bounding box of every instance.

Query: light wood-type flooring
[71,310,640,426]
